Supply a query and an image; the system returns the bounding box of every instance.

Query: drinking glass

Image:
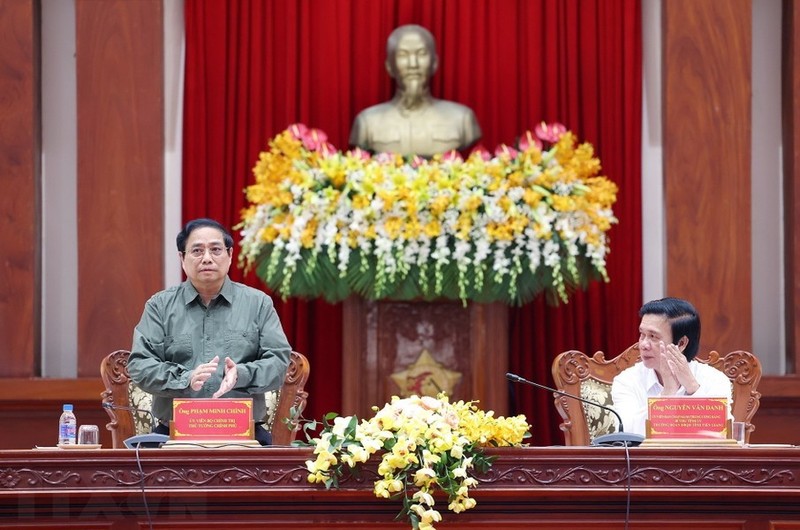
[732,421,746,446]
[78,424,100,446]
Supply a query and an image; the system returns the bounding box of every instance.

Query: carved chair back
[100,350,310,447]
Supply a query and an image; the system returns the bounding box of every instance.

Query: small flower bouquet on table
[305,394,530,530]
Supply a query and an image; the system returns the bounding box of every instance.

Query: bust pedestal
[342,297,508,419]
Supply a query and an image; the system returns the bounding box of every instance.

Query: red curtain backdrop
[182,0,642,446]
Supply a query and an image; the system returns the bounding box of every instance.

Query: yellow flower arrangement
[238,123,617,305]
[304,394,530,530]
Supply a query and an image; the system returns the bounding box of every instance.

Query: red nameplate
[171,398,254,440]
[647,396,729,439]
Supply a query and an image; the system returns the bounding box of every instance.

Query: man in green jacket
[128,218,292,445]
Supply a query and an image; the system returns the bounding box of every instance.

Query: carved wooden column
[342,297,508,419]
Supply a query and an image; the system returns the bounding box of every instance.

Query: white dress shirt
[611,361,733,436]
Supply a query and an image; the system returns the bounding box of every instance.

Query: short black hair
[176,218,234,252]
[639,297,701,361]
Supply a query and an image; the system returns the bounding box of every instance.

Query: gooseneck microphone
[102,402,169,448]
[102,402,157,425]
[505,372,644,446]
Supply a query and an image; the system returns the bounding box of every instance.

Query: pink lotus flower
[518,130,543,151]
[409,155,426,168]
[441,150,463,163]
[374,152,396,164]
[301,128,329,151]
[534,122,567,143]
[494,144,519,159]
[347,147,372,161]
[469,145,492,161]
[317,142,337,158]
[287,123,309,140]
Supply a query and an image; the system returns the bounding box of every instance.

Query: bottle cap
[63,404,74,411]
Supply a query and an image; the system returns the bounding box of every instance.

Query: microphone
[506,372,644,447]
[102,403,169,448]
[102,402,158,426]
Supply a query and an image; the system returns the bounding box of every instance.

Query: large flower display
[304,394,530,530]
[238,123,617,305]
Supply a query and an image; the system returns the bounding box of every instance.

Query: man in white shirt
[611,297,732,436]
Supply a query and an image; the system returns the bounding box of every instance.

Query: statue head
[385,25,439,97]
[348,23,482,156]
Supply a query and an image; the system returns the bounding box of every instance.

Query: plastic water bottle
[58,404,77,445]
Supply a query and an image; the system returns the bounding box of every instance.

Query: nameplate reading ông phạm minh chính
[164,398,260,447]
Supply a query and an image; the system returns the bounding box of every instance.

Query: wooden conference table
[1,445,799,529]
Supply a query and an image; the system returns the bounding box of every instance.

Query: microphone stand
[102,403,169,448]
[506,372,644,447]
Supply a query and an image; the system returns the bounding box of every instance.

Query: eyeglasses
[183,246,230,259]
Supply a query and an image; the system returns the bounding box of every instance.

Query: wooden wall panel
[751,377,800,445]
[75,0,164,376]
[0,379,111,449]
[663,0,752,355]
[0,0,39,377]
[784,0,800,374]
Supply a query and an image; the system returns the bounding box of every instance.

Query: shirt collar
[644,366,663,394]
[217,276,234,303]
[181,276,233,305]
[642,361,698,395]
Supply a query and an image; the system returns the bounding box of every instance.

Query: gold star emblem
[390,350,462,397]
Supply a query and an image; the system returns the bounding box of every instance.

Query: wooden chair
[551,343,641,446]
[100,350,310,447]
[703,349,763,443]
[551,344,762,445]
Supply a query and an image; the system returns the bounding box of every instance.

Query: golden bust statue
[349,24,482,157]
